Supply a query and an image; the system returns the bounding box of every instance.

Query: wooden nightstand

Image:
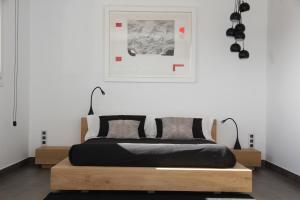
[35,146,70,168]
[232,148,261,168]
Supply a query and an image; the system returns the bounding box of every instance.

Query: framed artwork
[104,6,196,82]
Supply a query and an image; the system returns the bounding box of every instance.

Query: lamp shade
[240,2,250,12]
[230,43,241,52]
[235,31,245,41]
[235,23,246,32]
[239,50,250,59]
[226,27,235,37]
[230,12,241,22]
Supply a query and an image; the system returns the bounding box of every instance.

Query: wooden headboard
[80,117,217,143]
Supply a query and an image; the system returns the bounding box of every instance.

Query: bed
[50,117,252,192]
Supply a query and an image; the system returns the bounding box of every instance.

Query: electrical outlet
[41,130,47,146]
[249,133,255,148]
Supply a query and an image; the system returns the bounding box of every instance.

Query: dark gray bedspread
[69,138,236,168]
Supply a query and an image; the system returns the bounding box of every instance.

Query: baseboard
[262,160,300,185]
[0,157,35,177]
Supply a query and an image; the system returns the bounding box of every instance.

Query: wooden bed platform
[50,117,252,192]
[51,159,252,192]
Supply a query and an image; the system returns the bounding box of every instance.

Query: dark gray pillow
[107,120,140,139]
[161,117,194,139]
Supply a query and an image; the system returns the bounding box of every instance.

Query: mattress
[69,138,236,168]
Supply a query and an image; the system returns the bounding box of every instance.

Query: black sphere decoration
[240,2,250,12]
[230,12,241,22]
[227,1,250,59]
[235,31,245,41]
[235,23,245,32]
[239,50,250,59]
[226,27,235,37]
[230,43,241,52]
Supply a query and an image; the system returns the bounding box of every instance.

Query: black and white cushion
[99,115,146,138]
[155,117,213,140]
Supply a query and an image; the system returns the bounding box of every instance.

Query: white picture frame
[104,6,197,82]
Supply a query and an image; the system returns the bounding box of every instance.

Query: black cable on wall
[13,0,19,127]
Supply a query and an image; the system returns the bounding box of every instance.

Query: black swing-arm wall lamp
[88,86,106,115]
[221,118,242,150]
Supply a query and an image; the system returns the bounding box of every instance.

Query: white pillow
[202,118,214,141]
[84,115,100,141]
[144,116,157,138]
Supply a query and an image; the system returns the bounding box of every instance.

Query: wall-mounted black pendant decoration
[235,23,245,32]
[230,43,241,52]
[239,49,250,59]
[235,31,245,41]
[226,26,235,37]
[226,0,250,59]
[230,12,241,22]
[240,2,250,12]
[239,41,250,59]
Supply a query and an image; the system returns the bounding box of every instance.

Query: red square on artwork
[115,56,122,62]
[116,22,122,28]
[179,27,185,34]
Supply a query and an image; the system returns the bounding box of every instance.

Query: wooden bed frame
[51,118,252,192]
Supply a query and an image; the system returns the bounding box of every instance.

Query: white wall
[0,0,30,170]
[28,0,268,156]
[266,0,300,175]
